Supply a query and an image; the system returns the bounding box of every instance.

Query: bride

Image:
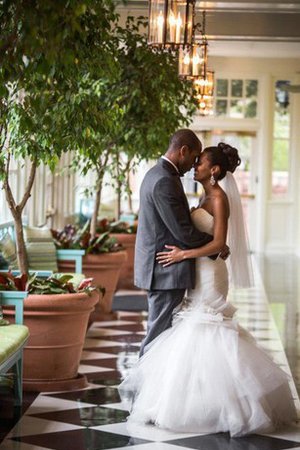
[119,142,298,437]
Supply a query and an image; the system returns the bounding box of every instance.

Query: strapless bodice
[182,206,237,319]
[191,208,214,234]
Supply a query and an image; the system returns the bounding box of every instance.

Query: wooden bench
[0,292,29,406]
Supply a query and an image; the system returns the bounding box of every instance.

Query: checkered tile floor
[1,264,300,450]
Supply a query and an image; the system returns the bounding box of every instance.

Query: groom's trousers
[139,289,185,357]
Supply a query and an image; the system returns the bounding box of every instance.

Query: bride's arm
[156,196,228,266]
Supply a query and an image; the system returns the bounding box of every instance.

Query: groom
[135,129,217,357]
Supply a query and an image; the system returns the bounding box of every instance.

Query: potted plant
[51,223,127,318]
[97,218,138,290]
[0,0,119,274]
[1,272,100,392]
[0,1,118,391]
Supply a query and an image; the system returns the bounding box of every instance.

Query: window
[271,80,290,198]
[214,79,258,118]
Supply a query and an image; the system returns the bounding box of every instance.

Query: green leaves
[0,271,95,295]
[0,3,196,253]
[27,273,96,295]
[51,223,123,254]
[73,14,196,220]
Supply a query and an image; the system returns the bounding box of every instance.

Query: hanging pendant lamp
[148,0,195,49]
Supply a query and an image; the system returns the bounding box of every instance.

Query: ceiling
[116,1,300,57]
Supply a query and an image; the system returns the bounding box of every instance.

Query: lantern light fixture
[191,12,215,116]
[148,0,195,49]
[193,70,215,116]
[178,43,204,78]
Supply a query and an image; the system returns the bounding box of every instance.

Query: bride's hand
[156,245,185,267]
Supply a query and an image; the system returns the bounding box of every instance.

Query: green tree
[0,0,118,273]
[76,16,197,236]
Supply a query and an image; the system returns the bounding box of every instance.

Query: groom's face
[178,143,202,175]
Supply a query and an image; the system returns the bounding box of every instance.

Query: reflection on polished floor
[0,256,300,450]
[257,254,300,397]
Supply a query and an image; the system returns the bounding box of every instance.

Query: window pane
[216,99,227,116]
[230,99,244,118]
[214,78,258,118]
[272,172,289,196]
[274,81,290,138]
[245,80,258,97]
[231,79,243,97]
[274,110,290,138]
[245,99,257,118]
[272,80,290,198]
[272,139,289,196]
[273,139,289,171]
[216,79,228,97]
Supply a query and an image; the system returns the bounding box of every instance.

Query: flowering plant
[0,272,98,296]
[51,221,123,254]
[97,218,137,234]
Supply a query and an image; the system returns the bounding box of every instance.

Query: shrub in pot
[1,272,100,392]
[97,219,137,290]
[51,223,127,319]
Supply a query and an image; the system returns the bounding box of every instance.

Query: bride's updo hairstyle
[203,142,241,180]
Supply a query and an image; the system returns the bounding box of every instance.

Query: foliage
[0,0,120,272]
[97,218,138,234]
[51,221,123,254]
[113,16,197,160]
[0,3,197,266]
[0,0,118,167]
[74,15,197,231]
[0,271,97,295]
[0,272,28,291]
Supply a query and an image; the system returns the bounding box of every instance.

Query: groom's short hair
[168,129,202,153]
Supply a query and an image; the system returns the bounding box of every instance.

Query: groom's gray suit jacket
[134,158,213,291]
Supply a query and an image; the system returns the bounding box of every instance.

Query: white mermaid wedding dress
[119,208,298,437]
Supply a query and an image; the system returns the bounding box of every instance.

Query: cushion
[0,233,18,270]
[0,324,29,365]
[24,226,58,272]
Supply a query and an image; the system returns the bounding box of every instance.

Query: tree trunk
[117,179,121,220]
[3,157,37,274]
[90,181,103,238]
[127,169,133,212]
[14,213,28,274]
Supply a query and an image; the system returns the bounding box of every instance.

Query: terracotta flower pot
[57,251,127,319]
[114,233,136,290]
[4,290,99,392]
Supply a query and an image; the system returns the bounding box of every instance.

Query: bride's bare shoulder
[211,189,230,215]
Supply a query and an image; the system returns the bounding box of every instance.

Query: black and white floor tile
[1,259,300,450]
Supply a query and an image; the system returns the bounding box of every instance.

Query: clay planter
[113,233,136,290]
[57,251,127,320]
[4,290,99,392]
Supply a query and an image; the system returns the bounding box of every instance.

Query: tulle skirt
[119,312,297,437]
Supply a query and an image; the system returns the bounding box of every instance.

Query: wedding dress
[119,208,298,437]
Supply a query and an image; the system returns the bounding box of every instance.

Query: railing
[56,249,85,274]
[0,221,15,239]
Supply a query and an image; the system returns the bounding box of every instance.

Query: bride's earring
[210,175,216,186]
